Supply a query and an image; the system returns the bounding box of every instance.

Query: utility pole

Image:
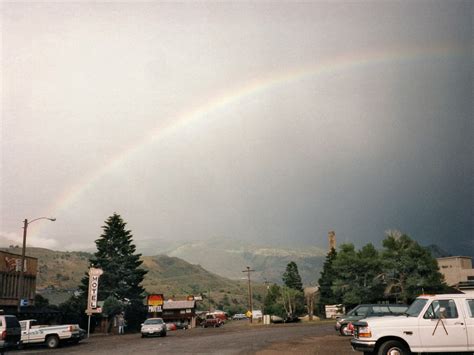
[242,266,255,323]
[208,288,211,313]
[17,217,55,313]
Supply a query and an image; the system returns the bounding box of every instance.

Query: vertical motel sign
[86,267,104,315]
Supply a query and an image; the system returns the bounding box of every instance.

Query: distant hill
[0,246,255,309]
[161,237,327,285]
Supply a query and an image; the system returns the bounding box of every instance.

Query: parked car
[270,315,284,323]
[140,318,167,338]
[0,313,21,352]
[202,314,223,328]
[335,303,408,336]
[232,314,247,320]
[284,314,301,323]
[174,321,188,330]
[165,322,177,331]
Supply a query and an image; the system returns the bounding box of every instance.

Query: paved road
[13,321,354,354]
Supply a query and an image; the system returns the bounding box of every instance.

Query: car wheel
[46,335,60,349]
[339,324,348,336]
[377,340,410,355]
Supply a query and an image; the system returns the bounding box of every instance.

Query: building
[437,256,474,290]
[159,300,197,328]
[0,250,38,309]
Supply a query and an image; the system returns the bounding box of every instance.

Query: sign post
[85,268,103,338]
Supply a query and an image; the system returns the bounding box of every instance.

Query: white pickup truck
[20,319,82,349]
[351,291,474,355]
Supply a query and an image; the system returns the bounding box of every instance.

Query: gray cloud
[1,1,472,256]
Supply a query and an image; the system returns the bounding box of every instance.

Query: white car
[140,318,167,338]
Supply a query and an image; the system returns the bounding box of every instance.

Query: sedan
[141,318,167,338]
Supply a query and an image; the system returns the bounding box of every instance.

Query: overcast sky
[1,1,472,256]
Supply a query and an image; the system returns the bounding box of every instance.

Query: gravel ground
[12,320,354,354]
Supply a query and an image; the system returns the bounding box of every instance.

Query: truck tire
[377,340,409,355]
[46,335,60,349]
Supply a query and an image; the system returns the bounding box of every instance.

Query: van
[0,313,21,351]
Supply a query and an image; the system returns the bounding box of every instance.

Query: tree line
[263,232,447,318]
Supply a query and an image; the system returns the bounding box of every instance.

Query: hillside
[0,246,257,309]
[162,237,327,285]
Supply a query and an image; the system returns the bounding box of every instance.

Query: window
[353,306,369,317]
[466,300,474,318]
[406,299,428,317]
[423,300,458,319]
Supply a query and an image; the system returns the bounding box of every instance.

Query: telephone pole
[242,266,255,323]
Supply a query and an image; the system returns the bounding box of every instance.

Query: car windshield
[144,319,163,325]
[405,299,428,317]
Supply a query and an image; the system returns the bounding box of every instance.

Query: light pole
[17,217,56,313]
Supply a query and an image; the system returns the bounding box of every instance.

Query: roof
[436,256,473,260]
[163,300,195,310]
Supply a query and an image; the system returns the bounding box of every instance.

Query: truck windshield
[405,299,428,317]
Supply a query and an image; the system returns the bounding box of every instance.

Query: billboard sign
[147,294,164,313]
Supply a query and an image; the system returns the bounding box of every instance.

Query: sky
[1,1,472,256]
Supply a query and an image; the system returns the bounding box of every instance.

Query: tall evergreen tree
[332,243,384,305]
[317,248,338,316]
[80,213,148,330]
[282,261,303,291]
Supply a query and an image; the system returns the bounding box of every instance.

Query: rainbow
[35,44,462,236]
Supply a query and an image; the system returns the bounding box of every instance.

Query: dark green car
[335,304,408,336]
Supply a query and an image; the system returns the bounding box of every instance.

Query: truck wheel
[377,340,409,355]
[46,335,60,349]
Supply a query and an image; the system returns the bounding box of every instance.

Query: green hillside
[1,247,258,310]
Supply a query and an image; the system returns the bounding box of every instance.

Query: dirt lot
[15,320,354,354]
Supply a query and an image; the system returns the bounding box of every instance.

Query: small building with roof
[151,299,197,328]
[437,256,474,290]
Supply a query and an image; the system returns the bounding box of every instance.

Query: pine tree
[317,248,338,317]
[81,213,147,330]
[381,234,447,303]
[282,261,303,291]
